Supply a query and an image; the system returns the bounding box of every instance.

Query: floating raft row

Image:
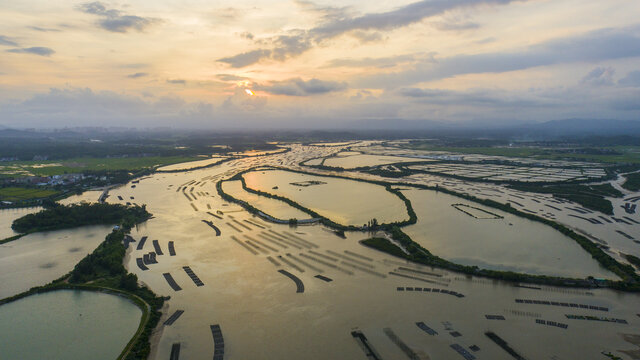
[168,241,176,256]
[206,211,223,220]
[515,299,607,312]
[450,343,476,360]
[485,315,506,320]
[142,252,157,265]
[277,269,304,293]
[565,314,628,324]
[136,236,148,250]
[314,274,333,282]
[396,286,464,298]
[170,343,181,360]
[210,324,224,360]
[183,266,204,287]
[535,319,568,329]
[416,322,437,335]
[136,258,148,271]
[163,273,182,291]
[164,310,184,326]
[351,330,383,360]
[123,235,136,249]
[202,220,221,236]
[153,240,164,255]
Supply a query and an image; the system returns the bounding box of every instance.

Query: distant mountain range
[0,118,638,138]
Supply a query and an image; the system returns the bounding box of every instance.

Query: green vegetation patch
[0,187,58,201]
[1,156,200,178]
[12,202,150,234]
[622,172,640,191]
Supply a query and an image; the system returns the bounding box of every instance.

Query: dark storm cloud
[217,49,272,68]
[77,2,160,33]
[619,71,640,87]
[6,47,55,56]
[127,72,148,78]
[357,25,640,88]
[217,0,526,67]
[256,78,347,96]
[0,35,18,47]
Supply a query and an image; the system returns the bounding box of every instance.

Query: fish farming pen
[152,240,164,255]
[564,314,628,324]
[190,203,199,211]
[299,253,354,275]
[266,256,280,266]
[259,232,302,249]
[142,252,157,265]
[396,267,443,278]
[315,274,333,282]
[246,240,269,254]
[206,211,223,220]
[616,230,635,240]
[183,266,204,287]
[122,235,136,249]
[250,234,287,249]
[450,344,476,360]
[308,250,338,262]
[164,310,185,326]
[389,272,450,287]
[514,299,608,312]
[244,236,279,252]
[485,331,527,360]
[168,241,176,256]
[395,286,464,298]
[274,232,316,249]
[244,219,266,229]
[136,235,148,250]
[163,272,182,291]
[232,219,252,231]
[415,322,437,335]
[210,324,225,360]
[340,261,386,278]
[485,315,506,320]
[226,222,243,233]
[351,330,383,360]
[230,235,258,255]
[117,196,123,201]
[534,319,568,329]
[383,327,420,360]
[202,220,221,236]
[277,269,305,293]
[286,253,323,273]
[277,255,304,272]
[326,250,376,269]
[136,258,148,271]
[343,250,373,262]
[170,343,181,360]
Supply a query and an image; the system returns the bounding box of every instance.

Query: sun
[244,89,254,96]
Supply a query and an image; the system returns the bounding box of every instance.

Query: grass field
[0,156,200,178]
[405,143,640,164]
[0,187,59,201]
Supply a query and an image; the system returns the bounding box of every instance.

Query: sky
[0,0,639,129]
